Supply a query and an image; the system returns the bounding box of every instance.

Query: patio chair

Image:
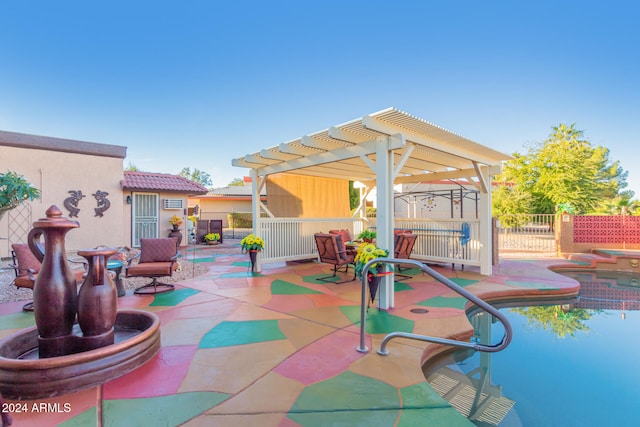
[9,243,87,312]
[329,229,353,244]
[125,238,179,295]
[394,232,418,280]
[313,232,356,284]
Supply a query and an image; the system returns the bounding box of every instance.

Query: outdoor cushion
[11,244,41,276]
[127,261,177,276]
[329,229,353,243]
[139,238,178,263]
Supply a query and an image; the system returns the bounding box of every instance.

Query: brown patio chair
[125,238,179,295]
[394,233,418,280]
[329,229,353,244]
[9,243,87,312]
[314,233,356,284]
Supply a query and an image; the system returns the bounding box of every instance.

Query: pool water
[422,270,640,427]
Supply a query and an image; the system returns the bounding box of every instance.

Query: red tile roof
[121,171,209,194]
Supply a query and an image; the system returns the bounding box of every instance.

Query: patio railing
[355,258,513,355]
[258,217,368,263]
[258,216,480,268]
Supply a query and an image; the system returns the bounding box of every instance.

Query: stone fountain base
[0,310,160,400]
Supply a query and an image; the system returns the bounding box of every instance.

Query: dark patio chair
[314,233,356,284]
[394,233,418,280]
[9,243,87,312]
[329,229,353,244]
[125,238,179,295]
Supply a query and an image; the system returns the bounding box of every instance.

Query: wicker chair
[125,238,179,295]
[313,233,356,284]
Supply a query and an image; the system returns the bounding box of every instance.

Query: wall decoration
[92,190,110,217]
[63,190,85,218]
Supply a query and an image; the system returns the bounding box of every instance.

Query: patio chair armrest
[125,252,141,268]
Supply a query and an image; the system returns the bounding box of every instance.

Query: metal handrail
[356,258,512,355]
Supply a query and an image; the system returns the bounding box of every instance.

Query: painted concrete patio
[0,245,581,426]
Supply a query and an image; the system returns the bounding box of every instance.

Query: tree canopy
[494,123,628,215]
[179,167,212,188]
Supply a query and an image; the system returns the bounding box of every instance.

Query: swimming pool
[422,270,640,426]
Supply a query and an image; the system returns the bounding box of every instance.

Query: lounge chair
[313,233,356,284]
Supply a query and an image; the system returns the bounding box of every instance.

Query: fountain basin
[0,310,160,400]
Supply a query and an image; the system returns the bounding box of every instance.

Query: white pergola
[232,108,512,308]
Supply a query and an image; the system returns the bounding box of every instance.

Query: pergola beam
[363,115,500,165]
[253,136,405,177]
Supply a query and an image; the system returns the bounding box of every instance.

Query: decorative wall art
[92,190,110,217]
[63,190,85,218]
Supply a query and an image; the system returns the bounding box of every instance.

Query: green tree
[594,195,640,215]
[510,305,597,339]
[179,167,212,188]
[491,184,533,216]
[124,162,140,171]
[349,181,359,210]
[497,123,627,214]
[228,178,244,186]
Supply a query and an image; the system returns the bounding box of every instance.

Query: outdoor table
[107,259,125,297]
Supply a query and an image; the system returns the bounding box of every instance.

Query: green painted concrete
[417,296,467,310]
[271,279,322,295]
[199,319,286,348]
[150,288,200,306]
[61,392,229,427]
[340,306,415,334]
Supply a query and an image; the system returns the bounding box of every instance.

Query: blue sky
[2,1,639,194]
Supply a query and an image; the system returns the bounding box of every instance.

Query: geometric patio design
[0,244,582,426]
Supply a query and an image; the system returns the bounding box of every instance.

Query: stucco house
[1,130,207,257]
[191,177,266,227]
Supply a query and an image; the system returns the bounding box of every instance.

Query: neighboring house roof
[122,171,209,194]
[197,185,266,199]
[0,129,127,159]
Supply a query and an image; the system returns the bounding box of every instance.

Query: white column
[478,166,493,275]
[250,169,262,272]
[375,138,395,309]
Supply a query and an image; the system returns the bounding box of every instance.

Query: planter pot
[168,229,183,246]
[206,241,220,245]
[367,264,387,305]
[248,250,258,273]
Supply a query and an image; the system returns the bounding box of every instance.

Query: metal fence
[495,214,556,256]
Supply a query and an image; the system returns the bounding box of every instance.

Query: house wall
[266,174,350,218]
[195,198,253,227]
[1,145,126,257]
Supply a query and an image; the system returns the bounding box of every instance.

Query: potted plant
[0,171,40,221]
[357,229,377,243]
[240,234,265,273]
[354,242,390,305]
[169,214,183,231]
[204,232,221,245]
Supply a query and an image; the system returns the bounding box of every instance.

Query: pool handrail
[355,257,513,355]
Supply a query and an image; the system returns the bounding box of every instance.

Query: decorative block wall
[574,216,640,244]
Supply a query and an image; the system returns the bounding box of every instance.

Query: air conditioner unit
[163,199,184,210]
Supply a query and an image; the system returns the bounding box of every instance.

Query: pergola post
[251,169,262,272]
[478,165,497,275]
[375,137,396,309]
